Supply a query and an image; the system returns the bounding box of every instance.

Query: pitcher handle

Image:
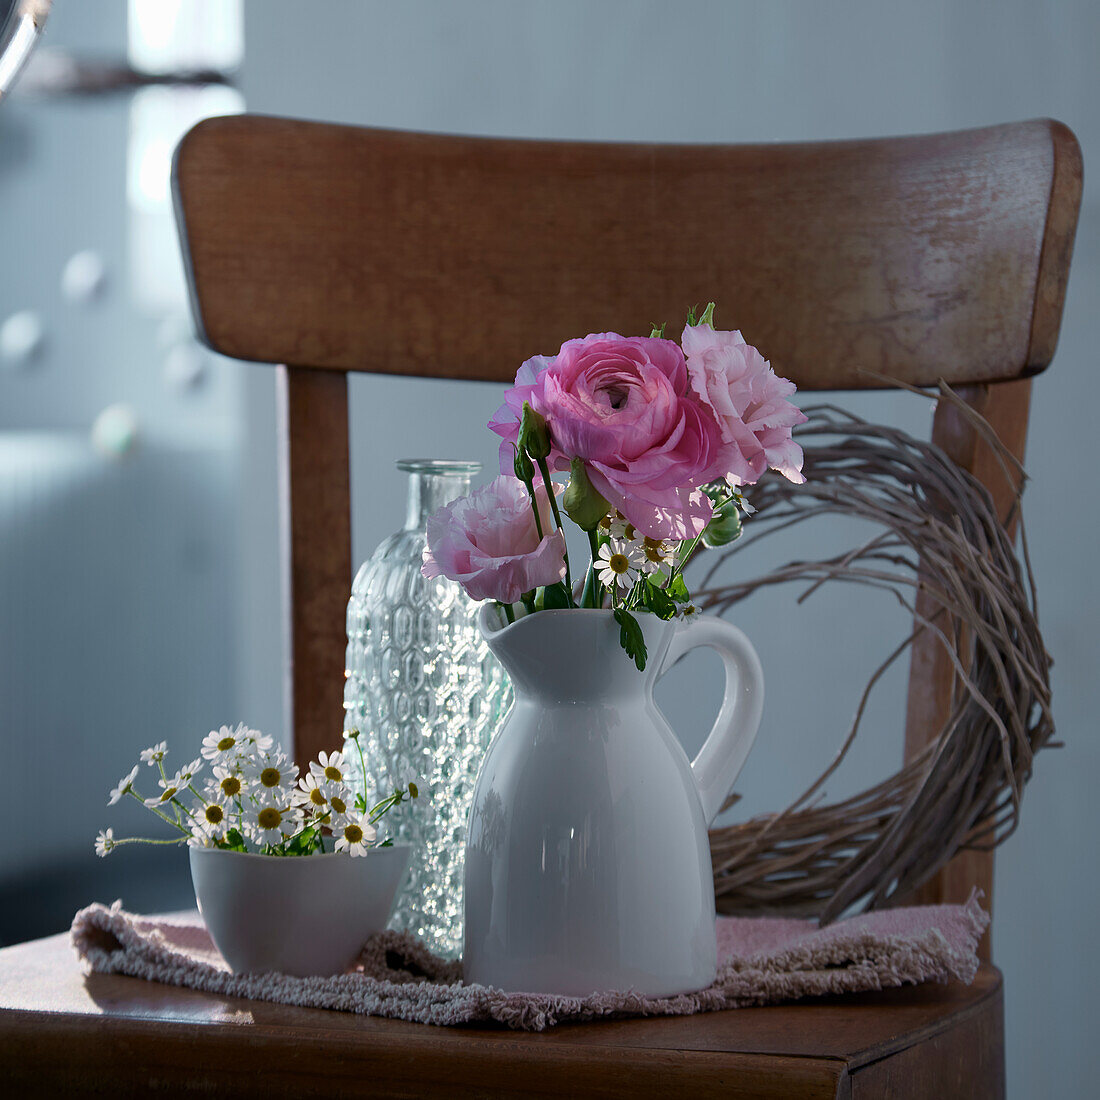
[659,614,765,826]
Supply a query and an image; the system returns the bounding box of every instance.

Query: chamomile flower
[243,728,274,754]
[294,773,330,813]
[201,723,255,763]
[140,742,167,765]
[246,801,301,846]
[323,783,354,819]
[597,538,644,590]
[732,488,755,516]
[598,511,637,542]
[309,750,348,789]
[108,766,139,806]
[207,764,244,802]
[639,536,677,576]
[332,812,377,857]
[190,800,230,845]
[243,749,297,798]
[178,758,204,783]
[95,828,116,857]
[143,792,175,810]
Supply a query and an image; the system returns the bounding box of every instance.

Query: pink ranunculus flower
[489,333,724,540]
[421,475,566,604]
[681,323,808,485]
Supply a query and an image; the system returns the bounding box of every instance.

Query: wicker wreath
[699,385,1054,922]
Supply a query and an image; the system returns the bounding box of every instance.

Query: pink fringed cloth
[71,895,988,1031]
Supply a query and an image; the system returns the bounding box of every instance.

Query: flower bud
[563,457,610,531]
[518,401,552,461]
[701,496,742,547]
[512,443,535,485]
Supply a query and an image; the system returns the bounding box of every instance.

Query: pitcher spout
[478,605,675,701]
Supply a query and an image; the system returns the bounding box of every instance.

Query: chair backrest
[173,114,1081,927]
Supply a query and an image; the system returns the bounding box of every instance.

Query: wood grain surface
[0,931,1003,1098]
[173,115,1080,391]
[275,366,351,765]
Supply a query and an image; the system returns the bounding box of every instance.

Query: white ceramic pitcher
[463,606,764,996]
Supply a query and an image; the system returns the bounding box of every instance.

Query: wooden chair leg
[902,378,1031,956]
[276,365,352,765]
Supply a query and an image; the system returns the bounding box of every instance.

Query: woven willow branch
[699,386,1054,922]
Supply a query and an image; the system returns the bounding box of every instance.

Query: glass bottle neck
[400,460,481,530]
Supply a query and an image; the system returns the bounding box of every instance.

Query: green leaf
[284,825,318,856]
[613,607,648,671]
[642,579,676,620]
[702,497,743,548]
[666,573,691,602]
[539,581,572,610]
[223,828,246,851]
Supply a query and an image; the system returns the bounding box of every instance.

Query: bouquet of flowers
[95,723,417,858]
[422,304,806,669]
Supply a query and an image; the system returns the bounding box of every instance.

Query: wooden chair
[0,115,1080,1098]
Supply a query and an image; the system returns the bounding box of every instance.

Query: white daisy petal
[596,538,643,590]
[332,812,377,857]
[309,750,348,790]
[108,765,140,806]
[140,742,167,765]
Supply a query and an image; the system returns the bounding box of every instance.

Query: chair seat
[0,930,1003,1098]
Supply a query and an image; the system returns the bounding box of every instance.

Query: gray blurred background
[1,2,1096,1095]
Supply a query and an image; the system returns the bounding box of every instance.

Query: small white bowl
[189,843,411,977]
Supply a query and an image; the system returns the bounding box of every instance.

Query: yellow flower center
[623,524,636,540]
[645,544,664,562]
[344,824,363,844]
[260,767,281,788]
[608,553,630,574]
[204,804,224,824]
[330,795,347,814]
[220,776,242,797]
[217,736,235,751]
[309,788,327,806]
[324,765,341,781]
[257,807,281,829]
[160,787,177,802]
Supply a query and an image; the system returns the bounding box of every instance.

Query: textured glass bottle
[343,460,512,957]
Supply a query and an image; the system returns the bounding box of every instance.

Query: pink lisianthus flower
[489,333,724,540]
[421,475,566,604]
[681,323,807,485]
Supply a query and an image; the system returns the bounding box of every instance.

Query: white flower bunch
[96,723,418,858]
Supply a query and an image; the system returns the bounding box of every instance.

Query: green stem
[353,734,369,807]
[110,836,190,848]
[501,601,516,624]
[522,477,544,539]
[154,759,183,826]
[667,491,735,589]
[128,789,190,834]
[582,529,602,609]
[368,790,405,823]
[536,455,573,603]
